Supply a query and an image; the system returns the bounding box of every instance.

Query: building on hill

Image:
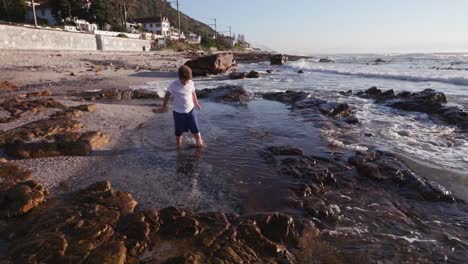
[169,27,185,40]
[133,17,170,37]
[25,2,57,26]
[187,32,201,44]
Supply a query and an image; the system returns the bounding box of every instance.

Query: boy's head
[178,65,192,84]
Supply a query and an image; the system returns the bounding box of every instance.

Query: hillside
[130,0,215,37]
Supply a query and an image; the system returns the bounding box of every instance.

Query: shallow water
[72,100,334,213]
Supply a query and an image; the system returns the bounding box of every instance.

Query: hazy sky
[180,0,468,54]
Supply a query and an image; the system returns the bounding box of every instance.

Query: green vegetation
[0,0,27,23]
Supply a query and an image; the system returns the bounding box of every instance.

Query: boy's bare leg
[176,136,183,148]
[194,133,204,147]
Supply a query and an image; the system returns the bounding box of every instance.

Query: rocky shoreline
[1,51,468,263]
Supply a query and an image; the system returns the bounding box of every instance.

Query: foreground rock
[262,146,468,262]
[1,172,319,263]
[196,85,254,103]
[0,161,46,218]
[270,54,289,65]
[357,87,468,130]
[185,53,235,77]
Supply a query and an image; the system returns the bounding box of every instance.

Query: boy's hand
[160,105,169,113]
[196,103,202,111]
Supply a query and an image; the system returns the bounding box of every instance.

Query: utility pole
[31,0,38,28]
[209,18,217,39]
[176,0,181,40]
[123,1,128,31]
[228,26,231,38]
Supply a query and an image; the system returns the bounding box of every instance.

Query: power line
[209,18,217,39]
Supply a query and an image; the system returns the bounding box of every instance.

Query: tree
[49,0,85,23]
[86,0,112,29]
[0,0,27,23]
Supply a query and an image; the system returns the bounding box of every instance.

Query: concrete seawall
[0,24,151,51]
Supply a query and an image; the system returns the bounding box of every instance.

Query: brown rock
[86,240,127,264]
[185,54,235,77]
[9,232,68,263]
[79,131,111,150]
[0,181,46,218]
[0,81,18,92]
[0,162,32,191]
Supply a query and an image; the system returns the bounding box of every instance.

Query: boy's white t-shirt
[167,80,195,113]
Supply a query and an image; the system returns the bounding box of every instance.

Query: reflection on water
[71,100,330,213]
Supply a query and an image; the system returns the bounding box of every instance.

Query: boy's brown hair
[178,65,193,81]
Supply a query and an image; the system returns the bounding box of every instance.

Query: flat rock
[196,85,253,102]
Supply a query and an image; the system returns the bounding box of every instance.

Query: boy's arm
[161,91,171,112]
[193,91,201,110]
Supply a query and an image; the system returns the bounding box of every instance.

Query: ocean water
[136,53,468,196]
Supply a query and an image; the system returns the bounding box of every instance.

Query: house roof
[133,17,166,24]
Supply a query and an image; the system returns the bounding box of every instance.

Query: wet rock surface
[185,54,235,77]
[262,146,468,263]
[270,54,289,65]
[357,87,468,130]
[196,85,254,103]
[263,90,358,124]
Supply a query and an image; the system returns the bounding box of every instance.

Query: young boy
[161,65,204,148]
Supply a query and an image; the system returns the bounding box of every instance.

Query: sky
[179,0,468,54]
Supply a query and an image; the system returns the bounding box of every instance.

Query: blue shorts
[173,108,200,136]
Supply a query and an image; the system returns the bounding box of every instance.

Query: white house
[133,17,170,37]
[26,2,57,26]
[169,27,186,40]
[187,32,201,44]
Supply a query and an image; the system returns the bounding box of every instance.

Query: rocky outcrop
[349,151,455,202]
[0,81,18,92]
[270,54,288,65]
[357,87,468,130]
[6,131,111,159]
[80,88,159,101]
[185,54,235,77]
[0,98,66,123]
[196,85,254,103]
[263,91,358,124]
[319,58,334,63]
[262,91,310,104]
[0,117,83,146]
